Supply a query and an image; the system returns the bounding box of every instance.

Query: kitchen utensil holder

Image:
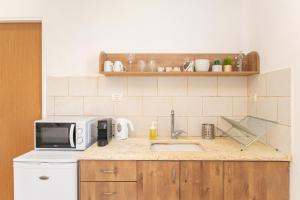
[202,124,215,139]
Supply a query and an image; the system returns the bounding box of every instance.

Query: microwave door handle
[69,124,75,147]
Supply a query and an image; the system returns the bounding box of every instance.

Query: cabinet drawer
[81,182,137,200]
[80,161,136,181]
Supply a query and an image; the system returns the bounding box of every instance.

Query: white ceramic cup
[104,60,113,72]
[113,61,124,72]
[195,59,210,71]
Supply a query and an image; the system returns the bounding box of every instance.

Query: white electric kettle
[114,118,134,140]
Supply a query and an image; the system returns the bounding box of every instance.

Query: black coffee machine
[97,118,113,146]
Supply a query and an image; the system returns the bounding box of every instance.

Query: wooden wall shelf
[99,51,260,76]
[101,71,258,76]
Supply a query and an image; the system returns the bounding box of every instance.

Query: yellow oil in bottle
[149,121,157,140]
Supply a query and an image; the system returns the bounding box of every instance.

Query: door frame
[0,18,46,118]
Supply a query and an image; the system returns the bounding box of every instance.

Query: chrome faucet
[171,110,186,139]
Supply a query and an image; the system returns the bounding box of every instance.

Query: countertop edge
[79,137,292,162]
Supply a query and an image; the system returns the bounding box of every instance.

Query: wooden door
[224,161,289,200]
[180,161,223,200]
[137,161,180,200]
[0,23,42,200]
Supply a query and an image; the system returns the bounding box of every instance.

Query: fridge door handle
[69,124,75,148]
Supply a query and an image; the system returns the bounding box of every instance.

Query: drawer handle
[103,192,117,195]
[101,168,118,174]
[39,176,49,180]
[185,169,189,183]
[172,168,176,184]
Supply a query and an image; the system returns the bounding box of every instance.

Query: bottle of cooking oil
[149,121,157,140]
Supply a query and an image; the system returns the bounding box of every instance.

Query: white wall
[0,0,247,75]
[246,0,300,199]
[246,0,300,73]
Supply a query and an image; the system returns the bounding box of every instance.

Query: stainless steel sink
[150,143,203,152]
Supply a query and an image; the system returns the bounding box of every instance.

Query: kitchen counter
[80,137,291,161]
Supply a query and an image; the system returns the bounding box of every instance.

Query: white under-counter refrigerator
[14,150,80,200]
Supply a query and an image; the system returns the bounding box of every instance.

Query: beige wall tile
[126,116,157,137]
[54,97,83,115]
[46,97,55,115]
[233,97,247,116]
[142,97,172,116]
[114,97,142,116]
[247,97,257,116]
[247,74,267,97]
[188,77,217,96]
[218,77,247,96]
[188,117,218,136]
[157,117,187,137]
[277,97,291,126]
[47,77,69,96]
[173,97,202,116]
[203,97,233,116]
[267,124,291,154]
[69,77,98,96]
[266,68,291,97]
[158,77,187,96]
[128,77,157,96]
[98,76,127,96]
[157,117,170,137]
[84,97,114,116]
[256,97,278,121]
[48,115,87,121]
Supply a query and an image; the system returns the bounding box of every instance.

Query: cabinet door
[224,162,289,200]
[137,161,179,200]
[180,161,223,200]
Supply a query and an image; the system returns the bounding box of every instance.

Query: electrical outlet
[112,93,123,102]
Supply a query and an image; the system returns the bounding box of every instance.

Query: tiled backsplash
[46,69,291,153]
[47,76,248,137]
[247,68,291,153]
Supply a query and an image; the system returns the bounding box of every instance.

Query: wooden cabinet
[80,161,137,200]
[180,161,223,200]
[80,182,137,200]
[137,161,180,200]
[224,162,289,200]
[80,160,289,200]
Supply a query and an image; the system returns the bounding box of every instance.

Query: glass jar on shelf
[147,59,156,72]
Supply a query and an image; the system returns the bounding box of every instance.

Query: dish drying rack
[220,116,278,151]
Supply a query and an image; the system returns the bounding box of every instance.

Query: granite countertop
[80,137,291,161]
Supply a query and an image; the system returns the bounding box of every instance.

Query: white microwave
[34,117,97,151]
